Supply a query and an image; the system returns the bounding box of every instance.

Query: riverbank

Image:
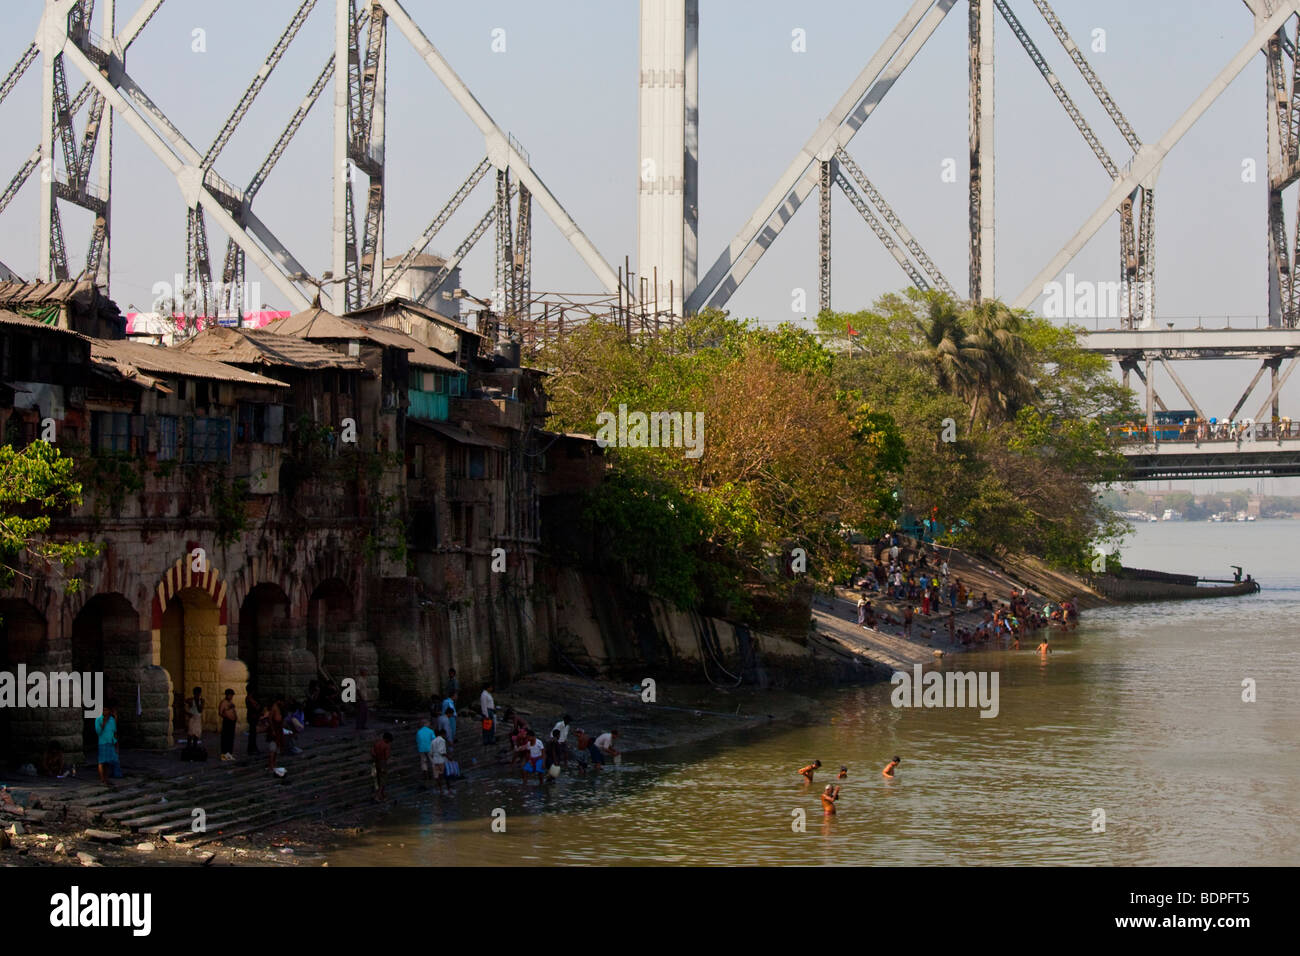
[1,543,1108,868]
[1,671,821,867]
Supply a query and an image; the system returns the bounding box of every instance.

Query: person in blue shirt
[95,698,119,788]
[416,719,436,784]
[440,692,458,744]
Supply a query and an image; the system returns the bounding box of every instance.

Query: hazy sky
[1,0,1298,494]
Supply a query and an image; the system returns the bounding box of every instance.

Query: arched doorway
[0,599,47,766]
[308,579,374,703]
[71,593,138,755]
[158,587,232,735]
[238,583,291,701]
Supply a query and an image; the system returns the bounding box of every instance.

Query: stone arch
[71,593,144,753]
[150,554,245,740]
[0,598,62,766]
[238,582,307,705]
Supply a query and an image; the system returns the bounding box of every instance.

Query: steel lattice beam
[818,159,832,313]
[690,0,956,312]
[368,155,491,307]
[834,166,930,292]
[1015,1,1300,313]
[377,0,621,298]
[417,187,515,309]
[834,146,954,296]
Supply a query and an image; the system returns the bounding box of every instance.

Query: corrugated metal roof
[349,297,484,339]
[0,308,83,336]
[174,326,366,370]
[409,419,506,449]
[89,338,288,388]
[0,278,98,305]
[263,304,462,372]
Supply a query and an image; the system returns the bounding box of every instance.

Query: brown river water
[328,520,1300,866]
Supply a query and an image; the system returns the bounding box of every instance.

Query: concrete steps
[66,732,405,843]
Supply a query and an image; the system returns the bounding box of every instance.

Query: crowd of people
[367,669,626,800]
[849,533,1079,650]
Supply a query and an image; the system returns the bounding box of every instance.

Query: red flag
[847,323,859,336]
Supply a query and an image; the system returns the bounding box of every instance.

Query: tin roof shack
[0,279,125,339]
[0,310,95,447]
[83,338,288,524]
[262,304,462,576]
[347,297,486,369]
[403,343,551,603]
[175,326,377,517]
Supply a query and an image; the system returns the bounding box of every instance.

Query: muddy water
[328,521,1300,866]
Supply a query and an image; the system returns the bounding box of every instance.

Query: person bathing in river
[837,766,848,780]
[519,730,547,785]
[799,760,822,782]
[821,784,842,815]
[1037,638,1051,657]
[882,756,900,778]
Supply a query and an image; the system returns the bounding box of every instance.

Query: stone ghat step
[129,764,374,832]
[69,734,368,811]
[74,736,375,838]
[108,741,400,839]
[104,747,370,825]
[180,771,431,847]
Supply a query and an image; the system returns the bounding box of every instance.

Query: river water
[328,520,1300,866]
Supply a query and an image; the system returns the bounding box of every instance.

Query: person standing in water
[882,756,900,778]
[1037,638,1051,657]
[837,766,848,780]
[798,760,821,782]
[821,784,842,815]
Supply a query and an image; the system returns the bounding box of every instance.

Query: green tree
[0,441,100,593]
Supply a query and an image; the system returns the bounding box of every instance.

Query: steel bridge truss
[9,0,621,332]
[9,0,1300,352]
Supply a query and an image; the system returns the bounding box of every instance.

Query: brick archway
[150,550,229,637]
[148,550,244,736]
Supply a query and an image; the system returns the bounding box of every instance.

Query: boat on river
[1092,566,1260,601]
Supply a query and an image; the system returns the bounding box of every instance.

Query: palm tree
[964,301,1035,427]
[911,294,984,402]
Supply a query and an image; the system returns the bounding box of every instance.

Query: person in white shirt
[594,730,620,763]
[520,730,547,785]
[430,727,450,793]
[480,684,496,745]
[552,713,571,744]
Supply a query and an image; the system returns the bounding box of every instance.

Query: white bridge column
[638,0,696,317]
